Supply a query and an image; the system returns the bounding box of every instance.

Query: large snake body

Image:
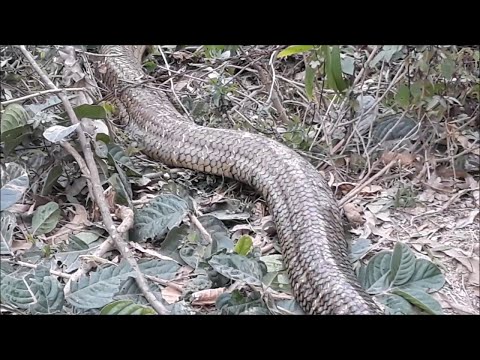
[99,45,380,314]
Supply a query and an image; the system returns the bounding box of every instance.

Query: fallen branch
[19,45,169,315]
[1,87,89,106]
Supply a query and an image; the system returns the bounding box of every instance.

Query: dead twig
[253,62,289,124]
[338,159,397,207]
[3,259,72,279]
[64,237,115,295]
[189,213,213,244]
[18,45,169,315]
[410,187,480,224]
[1,88,89,106]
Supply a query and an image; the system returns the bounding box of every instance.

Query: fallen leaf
[443,249,476,272]
[11,240,32,252]
[191,288,225,305]
[344,203,364,225]
[380,151,417,166]
[359,185,383,194]
[455,209,479,229]
[375,210,392,223]
[161,286,182,304]
[45,204,89,244]
[7,204,31,213]
[468,257,479,286]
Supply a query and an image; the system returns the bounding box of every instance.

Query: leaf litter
[1,45,479,315]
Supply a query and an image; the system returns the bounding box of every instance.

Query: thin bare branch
[18,45,169,315]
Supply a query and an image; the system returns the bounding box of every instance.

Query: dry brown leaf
[359,185,383,194]
[468,257,479,286]
[191,288,225,305]
[443,249,476,272]
[453,132,480,156]
[454,209,479,229]
[434,193,451,202]
[380,151,417,167]
[46,204,89,244]
[418,188,436,203]
[426,174,455,193]
[161,286,182,304]
[174,79,189,92]
[7,204,31,213]
[11,240,33,252]
[344,203,364,225]
[435,293,478,315]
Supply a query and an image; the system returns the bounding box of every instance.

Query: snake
[98,45,381,315]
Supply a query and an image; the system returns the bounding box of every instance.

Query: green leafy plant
[278,45,353,99]
[357,242,445,315]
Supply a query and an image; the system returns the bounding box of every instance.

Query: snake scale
[99,45,380,314]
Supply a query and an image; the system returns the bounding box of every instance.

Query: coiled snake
[99,45,380,314]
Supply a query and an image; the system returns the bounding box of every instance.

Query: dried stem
[18,45,169,315]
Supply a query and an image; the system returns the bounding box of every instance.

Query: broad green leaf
[260,254,285,273]
[41,164,63,196]
[100,300,156,315]
[143,61,157,73]
[179,242,205,269]
[395,84,411,108]
[383,45,404,61]
[55,241,102,273]
[43,124,79,143]
[198,215,233,253]
[72,231,102,245]
[131,194,189,242]
[234,235,253,256]
[390,242,416,286]
[392,286,444,315]
[204,199,251,221]
[364,251,392,290]
[31,202,60,235]
[1,125,32,155]
[0,265,36,309]
[305,64,315,100]
[96,133,111,145]
[378,294,414,315]
[108,173,131,205]
[160,225,190,263]
[0,163,29,212]
[209,253,266,286]
[366,271,391,295]
[1,104,32,155]
[1,104,29,134]
[357,264,368,289]
[278,45,315,58]
[440,57,456,80]
[29,265,65,314]
[275,299,304,315]
[66,259,179,309]
[329,45,348,92]
[1,211,16,255]
[260,253,289,291]
[350,238,371,262]
[402,258,445,292]
[341,55,355,76]
[107,144,141,176]
[73,104,107,119]
[216,290,266,314]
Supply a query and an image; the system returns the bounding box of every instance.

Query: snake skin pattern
[99,45,380,314]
